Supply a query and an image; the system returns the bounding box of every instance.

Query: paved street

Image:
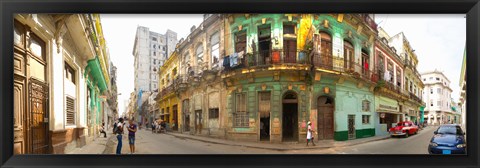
[89,125,439,154]
[293,125,438,154]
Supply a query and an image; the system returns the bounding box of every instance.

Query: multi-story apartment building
[13,14,110,154]
[373,27,409,136]
[388,32,425,123]
[132,26,177,92]
[421,70,453,125]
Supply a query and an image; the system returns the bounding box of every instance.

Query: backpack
[113,123,118,134]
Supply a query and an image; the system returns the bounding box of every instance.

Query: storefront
[375,96,402,136]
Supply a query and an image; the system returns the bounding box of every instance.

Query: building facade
[373,27,409,136]
[13,14,110,154]
[388,32,425,123]
[173,14,227,137]
[157,49,180,131]
[132,26,177,92]
[421,70,454,125]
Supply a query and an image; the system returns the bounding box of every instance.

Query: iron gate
[29,78,49,154]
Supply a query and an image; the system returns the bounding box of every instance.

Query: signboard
[380,113,385,118]
[379,104,398,111]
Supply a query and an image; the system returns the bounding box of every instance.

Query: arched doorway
[282,91,298,142]
[317,96,334,140]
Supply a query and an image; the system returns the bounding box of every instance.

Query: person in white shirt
[115,118,124,154]
[306,121,316,146]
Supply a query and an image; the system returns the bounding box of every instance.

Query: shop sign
[379,104,398,111]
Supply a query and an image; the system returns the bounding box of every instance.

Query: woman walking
[306,121,316,146]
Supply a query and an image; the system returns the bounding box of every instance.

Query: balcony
[409,92,423,105]
[173,75,189,92]
[222,49,310,71]
[159,85,174,99]
[311,53,378,83]
[354,14,377,32]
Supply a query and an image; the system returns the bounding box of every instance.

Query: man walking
[127,118,138,154]
[115,118,124,154]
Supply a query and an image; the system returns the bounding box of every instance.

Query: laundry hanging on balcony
[384,71,391,82]
[223,55,230,70]
[230,52,239,67]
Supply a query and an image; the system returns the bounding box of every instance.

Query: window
[283,24,295,34]
[154,59,156,64]
[152,37,157,41]
[437,101,441,107]
[430,88,433,94]
[376,54,384,78]
[429,77,433,80]
[387,61,394,82]
[437,88,441,94]
[362,100,370,112]
[423,78,426,81]
[436,77,440,81]
[153,44,156,49]
[430,100,433,107]
[362,115,370,124]
[65,63,76,83]
[342,41,354,72]
[235,31,247,53]
[196,45,204,65]
[66,96,76,125]
[409,81,413,92]
[234,93,248,127]
[210,32,220,68]
[396,68,401,86]
[209,108,219,119]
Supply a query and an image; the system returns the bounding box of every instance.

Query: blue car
[428,124,466,154]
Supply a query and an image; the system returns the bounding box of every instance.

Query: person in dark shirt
[127,118,137,154]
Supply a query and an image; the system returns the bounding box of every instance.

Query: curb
[166,132,390,151]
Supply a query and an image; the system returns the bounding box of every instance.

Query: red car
[389,121,419,138]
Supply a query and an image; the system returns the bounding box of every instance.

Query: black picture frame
[1,0,479,168]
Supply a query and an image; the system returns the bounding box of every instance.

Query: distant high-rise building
[132,26,177,92]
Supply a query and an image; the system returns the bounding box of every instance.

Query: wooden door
[318,97,334,140]
[283,39,297,63]
[320,32,333,69]
[14,20,49,154]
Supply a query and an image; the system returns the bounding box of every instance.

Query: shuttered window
[209,108,219,119]
[234,93,248,127]
[66,96,76,125]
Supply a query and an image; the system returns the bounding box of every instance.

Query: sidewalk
[164,131,391,151]
[66,134,112,154]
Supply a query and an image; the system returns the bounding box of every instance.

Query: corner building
[222,14,378,142]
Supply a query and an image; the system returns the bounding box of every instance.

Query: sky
[101,14,465,116]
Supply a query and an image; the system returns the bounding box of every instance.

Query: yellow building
[156,49,180,131]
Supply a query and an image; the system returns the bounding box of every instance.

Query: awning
[86,57,108,94]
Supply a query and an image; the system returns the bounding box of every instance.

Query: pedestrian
[151,120,156,133]
[115,118,124,154]
[99,122,107,138]
[127,118,138,154]
[306,121,316,146]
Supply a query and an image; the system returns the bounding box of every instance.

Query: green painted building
[222,14,378,142]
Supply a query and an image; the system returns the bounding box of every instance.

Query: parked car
[389,121,418,138]
[428,124,466,154]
